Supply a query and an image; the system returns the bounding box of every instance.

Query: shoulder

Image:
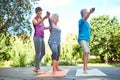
[78,18,84,25]
[32,18,37,22]
[79,18,84,22]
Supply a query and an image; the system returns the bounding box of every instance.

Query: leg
[39,38,45,62]
[36,38,45,69]
[86,42,90,70]
[83,52,89,74]
[33,37,45,73]
[56,44,62,71]
[57,44,60,61]
[33,37,41,70]
[80,40,90,74]
[49,43,58,73]
[52,60,57,74]
[37,38,45,74]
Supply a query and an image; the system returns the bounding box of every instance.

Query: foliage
[0,33,14,61]
[0,0,33,35]
[90,15,120,63]
[0,33,35,67]
[0,15,120,67]
[60,33,81,65]
[11,35,35,67]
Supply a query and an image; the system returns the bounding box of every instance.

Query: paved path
[0,66,120,80]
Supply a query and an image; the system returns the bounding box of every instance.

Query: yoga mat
[76,69,107,76]
[35,69,69,78]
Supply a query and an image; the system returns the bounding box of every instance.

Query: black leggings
[49,43,60,60]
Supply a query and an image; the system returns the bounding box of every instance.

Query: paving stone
[0,66,120,80]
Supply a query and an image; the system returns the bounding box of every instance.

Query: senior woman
[48,13,62,73]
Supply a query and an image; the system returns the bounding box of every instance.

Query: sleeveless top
[48,19,61,44]
[33,17,44,37]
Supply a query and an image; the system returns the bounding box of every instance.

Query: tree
[0,0,33,35]
[90,15,120,63]
[0,0,39,66]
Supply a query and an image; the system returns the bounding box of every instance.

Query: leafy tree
[0,0,41,67]
[0,0,33,35]
[90,15,120,63]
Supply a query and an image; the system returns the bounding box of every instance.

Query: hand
[48,26,51,29]
[90,7,95,13]
[44,26,51,29]
[44,11,50,19]
[46,11,50,18]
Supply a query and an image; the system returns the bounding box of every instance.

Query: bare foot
[83,71,87,74]
[87,68,92,70]
[53,69,57,73]
[33,68,45,74]
[57,69,62,71]
[37,70,45,74]
[33,68,38,73]
[52,71,56,75]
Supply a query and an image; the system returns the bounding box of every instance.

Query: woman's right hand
[45,11,50,18]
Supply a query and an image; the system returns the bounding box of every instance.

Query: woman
[48,13,62,73]
[32,7,50,73]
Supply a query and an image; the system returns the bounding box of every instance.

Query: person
[48,13,62,73]
[32,7,50,73]
[78,8,95,74]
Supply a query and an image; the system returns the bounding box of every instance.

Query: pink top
[33,17,44,37]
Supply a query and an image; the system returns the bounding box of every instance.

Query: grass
[76,58,120,67]
[63,58,120,67]
[110,63,120,67]
[0,58,120,67]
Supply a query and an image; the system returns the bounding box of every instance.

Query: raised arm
[83,8,95,21]
[32,17,46,25]
[44,11,51,30]
[32,11,50,25]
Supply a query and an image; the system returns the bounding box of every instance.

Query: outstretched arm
[83,8,95,21]
[44,26,51,30]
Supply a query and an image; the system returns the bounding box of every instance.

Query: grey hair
[80,9,86,18]
[51,13,59,20]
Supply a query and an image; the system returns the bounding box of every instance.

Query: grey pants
[33,36,45,69]
[49,43,60,60]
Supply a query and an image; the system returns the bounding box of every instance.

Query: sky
[31,0,120,41]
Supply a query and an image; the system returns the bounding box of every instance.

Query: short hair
[80,9,86,18]
[35,7,42,13]
[51,13,59,20]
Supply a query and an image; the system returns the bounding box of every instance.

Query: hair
[80,9,86,18]
[35,7,42,13]
[51,13,59,20]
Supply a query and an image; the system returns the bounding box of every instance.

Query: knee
[52,52,58,60]
[52,54,57,60]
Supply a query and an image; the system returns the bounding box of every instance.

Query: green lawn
[0,58,120,68]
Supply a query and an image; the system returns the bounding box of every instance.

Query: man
[78,8,95,74]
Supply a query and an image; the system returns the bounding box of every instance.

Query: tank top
[48,19,61,44]
[33,17,44,37]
